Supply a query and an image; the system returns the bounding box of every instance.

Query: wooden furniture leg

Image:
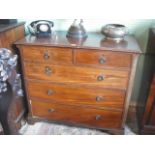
[0,84,23,135]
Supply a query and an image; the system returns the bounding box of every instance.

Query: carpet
[0,121,136,135]
[0,106,138,135]
[19,122,136,135]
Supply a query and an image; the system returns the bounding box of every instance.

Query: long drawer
[22,46,73,64]
[27,81,126,109]
[24,63,129,90]
[31,100,123,129]
[74,49,132,69]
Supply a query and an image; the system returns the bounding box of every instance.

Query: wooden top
[0,22,25,33]
[15,31,142,54]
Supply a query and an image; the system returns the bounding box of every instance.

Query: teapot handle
[72,19,83,26]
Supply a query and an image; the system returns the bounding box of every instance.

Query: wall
[20,19,155,105]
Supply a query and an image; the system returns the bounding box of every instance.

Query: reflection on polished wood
[15,31,142,54]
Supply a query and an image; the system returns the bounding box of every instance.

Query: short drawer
[22,46,73,64]
[24,63,129,90]
[31,101,123,129]
[27,81,126,109]
[74,49,132,69]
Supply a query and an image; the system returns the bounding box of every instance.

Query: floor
[19,122,136,135]
[0,106,139,135]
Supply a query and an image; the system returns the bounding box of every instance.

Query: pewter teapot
[67,19,87,39]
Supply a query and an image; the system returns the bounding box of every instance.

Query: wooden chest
[0,22,25,52]
[15,32,142,134]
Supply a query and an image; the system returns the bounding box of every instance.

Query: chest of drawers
[15,32,142,134]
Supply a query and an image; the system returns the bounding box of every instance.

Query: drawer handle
[48,109,55,113]
[47,90,54,96]
[45,66,52,76]
[44,52,50,60]
[96,115,102,121]
[96,96,103,102]
[99,57,106,64]
[97,75,104,81]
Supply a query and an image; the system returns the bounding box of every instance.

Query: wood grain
[142,74,155,126]
[27,81,126,109]
[15,31,142,134]
[22,46,73,64]
[14,31,142,54]
[31,100,123,129]
[24,62,129,90]
[75,49,132,69]
[0,24,25,51]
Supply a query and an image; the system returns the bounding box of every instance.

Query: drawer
[74,49,132,69]
[31,101,123,129]
[27,81,126,109]
[24,63,129,90]
[22,46,73,64]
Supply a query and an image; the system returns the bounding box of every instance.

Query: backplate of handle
[45,66,52,76]
[99,56,106,64]
[96,96,103,102]
[96,115,102,121]
[44,51,50,60]
[97,75,104,81]
[47,89,54,96]
[48,109,55,113]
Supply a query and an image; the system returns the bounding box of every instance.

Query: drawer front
[24,63,129,90]
[31,101,123,129]
[27,81,125,109]
[75,49,132,69]
[22,46,73,64]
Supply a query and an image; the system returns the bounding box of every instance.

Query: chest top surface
[15,31,142,54]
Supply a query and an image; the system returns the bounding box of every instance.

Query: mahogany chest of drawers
[15,32,142,134]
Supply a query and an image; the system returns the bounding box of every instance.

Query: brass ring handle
[44,51,50,60]
[96,115,102,121]
[96,96,103,102]
[99,57,106,64]
[45,66,52,76]
[97,75,104,81]
[48,109,55,113]
[47,89,54,96]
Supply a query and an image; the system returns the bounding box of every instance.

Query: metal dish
[101,24,128,42]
